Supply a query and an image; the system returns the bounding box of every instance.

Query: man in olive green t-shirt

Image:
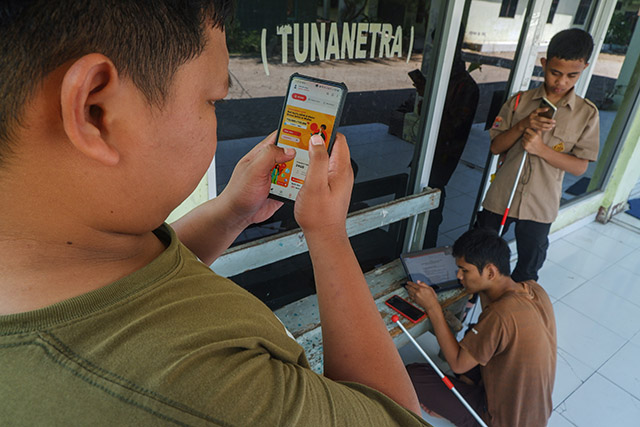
[0,1,429,425]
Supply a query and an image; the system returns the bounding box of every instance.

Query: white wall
[465,0,583,52]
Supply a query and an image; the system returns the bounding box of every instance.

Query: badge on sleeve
[552,141,565,152]
[492,116,503,129]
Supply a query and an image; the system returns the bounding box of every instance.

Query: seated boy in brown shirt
[406,228,557,427]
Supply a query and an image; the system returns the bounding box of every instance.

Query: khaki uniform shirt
[484,85,599,223]
[460,280,557,427]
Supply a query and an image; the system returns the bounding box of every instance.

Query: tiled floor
[399,212,640,426]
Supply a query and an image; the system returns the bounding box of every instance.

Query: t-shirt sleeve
[197,343,431,426]
[170,280,430,426]
[488,94,518,140]
[459,307,507,366]
[569,105,600,161]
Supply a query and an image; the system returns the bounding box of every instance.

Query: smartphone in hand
[269,74,348,203]
[385,295,427,323]
[539,97,557,119]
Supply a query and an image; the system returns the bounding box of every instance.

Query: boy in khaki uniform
[479,28,600,283]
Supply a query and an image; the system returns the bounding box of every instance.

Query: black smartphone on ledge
[268,73,348,203]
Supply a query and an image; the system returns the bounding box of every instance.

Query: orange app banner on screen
[270,74,347,202]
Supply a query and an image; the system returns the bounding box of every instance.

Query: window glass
[569,4,640,201]
[547,0,559,24]
[218,1,428,309]
[427,0,530,248]
[573,0,593,26]
[517,2,636,206]
[500,0,519,18]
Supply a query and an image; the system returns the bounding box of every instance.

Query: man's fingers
[242,131,278,163]
[327,133,352,181]
[250,142,296,176]
[304,134,330,190]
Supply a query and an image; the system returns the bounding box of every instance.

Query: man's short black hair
[547,28,594,63]
[452,228,511,276]
[0,0,234,163]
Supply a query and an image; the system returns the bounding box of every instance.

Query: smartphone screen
[539,97,557,119]
[385,295,427,323]
[269,74,347,202]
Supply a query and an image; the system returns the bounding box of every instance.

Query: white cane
[497,151,527,236]
[393,315,488,427]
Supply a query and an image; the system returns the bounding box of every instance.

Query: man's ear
[60,54,121,166]
[484,263,499,281]
[540,57,547,69]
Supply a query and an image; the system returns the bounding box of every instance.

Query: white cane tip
[392,315,400,323]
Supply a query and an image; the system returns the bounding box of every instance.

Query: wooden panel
[211,189,440,277]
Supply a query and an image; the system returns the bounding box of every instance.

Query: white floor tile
[599,341,640,401]
[548,244,617,280]
[538,259,587,300]
[563,226,635,263]
[586,221,640,249]
[419,410,456,427]
[617,248,640,276]
[546,239,584,265]
[558,373,640,427]
[613,212,640,231]
[587,264,640,308]
[562,281,640,339]
[553,302,626,370]
[553,348,594,409]
[548,411,576,427]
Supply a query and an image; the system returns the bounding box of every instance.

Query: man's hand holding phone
[170,133,296,265]
[218,132,296,228]
[297,132,421,413]
[294,133,353,240]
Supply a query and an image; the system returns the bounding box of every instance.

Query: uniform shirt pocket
[549,125,576,153]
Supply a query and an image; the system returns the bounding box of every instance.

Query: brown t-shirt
[460,281,557,427]
[484,85,599,223]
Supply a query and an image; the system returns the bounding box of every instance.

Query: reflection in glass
[562,7,638,203]
[216,3,429,309]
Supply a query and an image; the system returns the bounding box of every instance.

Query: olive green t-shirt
[0,225,429,426]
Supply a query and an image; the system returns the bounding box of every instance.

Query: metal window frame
[403,0,466,252]
[471,0,555,227]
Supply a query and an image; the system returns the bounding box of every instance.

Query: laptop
[400,246,462,292]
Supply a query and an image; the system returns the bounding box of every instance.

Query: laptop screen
[400,246,459,287]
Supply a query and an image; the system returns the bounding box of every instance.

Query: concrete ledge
[275,258,469,374]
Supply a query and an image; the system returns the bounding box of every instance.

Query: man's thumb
[308,134,328,160]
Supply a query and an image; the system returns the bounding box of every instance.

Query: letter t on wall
[277,25,293,64]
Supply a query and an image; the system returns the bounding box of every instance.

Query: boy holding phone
[479,28,600,282]
[0,2,428,425]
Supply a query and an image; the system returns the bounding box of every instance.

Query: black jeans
[476,210,551,282]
